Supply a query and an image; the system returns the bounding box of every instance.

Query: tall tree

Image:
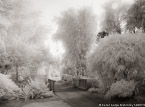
[101,0,128,34]
[0,0,51,81]
[55,8,97,77]
[126,0,145,32]
[6,37,50,81]
[0,0,48,45]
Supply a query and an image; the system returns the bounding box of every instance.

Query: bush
[89,33,145,91]
[29,79,52,99]
[19,84,34,101]
[29,79,48,91]
[19,79,52,101]
[0,73,20,93]
[0,73,20,101]
[105,79,136,100]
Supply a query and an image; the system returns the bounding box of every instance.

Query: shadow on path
[55,81,144,107]
[55,81,107,107]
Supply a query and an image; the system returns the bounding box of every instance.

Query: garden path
[55,81,107,107]
[22,80,138,107]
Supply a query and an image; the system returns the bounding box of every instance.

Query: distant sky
[29,0,133,58]
[31,0,106,26]
[30,0,133,27]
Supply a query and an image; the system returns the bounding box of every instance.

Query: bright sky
[30,0,133,58]
[31,0,106,25]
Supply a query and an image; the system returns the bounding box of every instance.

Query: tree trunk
[97,66,108,94]
[79,51,87,76]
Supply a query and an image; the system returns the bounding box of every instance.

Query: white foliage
[19,66,31,79]
[91,33,145,81]
[0,73,20,93]
[105,79,136,99]
[55,8,97,76]
[29,79,48,92]
[19,84,34,101]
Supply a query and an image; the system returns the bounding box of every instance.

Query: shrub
[29,79,48,92]
[105,79,136,100]
[89,33,145,91]
[19,84,34,101]
[0,73,20,101]
[19,79,52,101]
[0,73,20,93]
[28,79,51,99]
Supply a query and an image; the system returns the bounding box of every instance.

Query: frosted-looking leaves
[90,33,145,84]
[0,73,20,93]
[55,7,97,76]
[105,79,136,99]
[101,0,129,34]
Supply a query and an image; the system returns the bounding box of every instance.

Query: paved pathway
[23,80,139,107]
[55,81,143,107]
[22,80,105,107]
[55,81,108,107]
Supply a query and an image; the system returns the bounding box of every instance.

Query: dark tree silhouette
[97,31,109,39]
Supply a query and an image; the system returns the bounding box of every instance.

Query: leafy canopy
[55,7,97,76]
[90,33,145,84]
